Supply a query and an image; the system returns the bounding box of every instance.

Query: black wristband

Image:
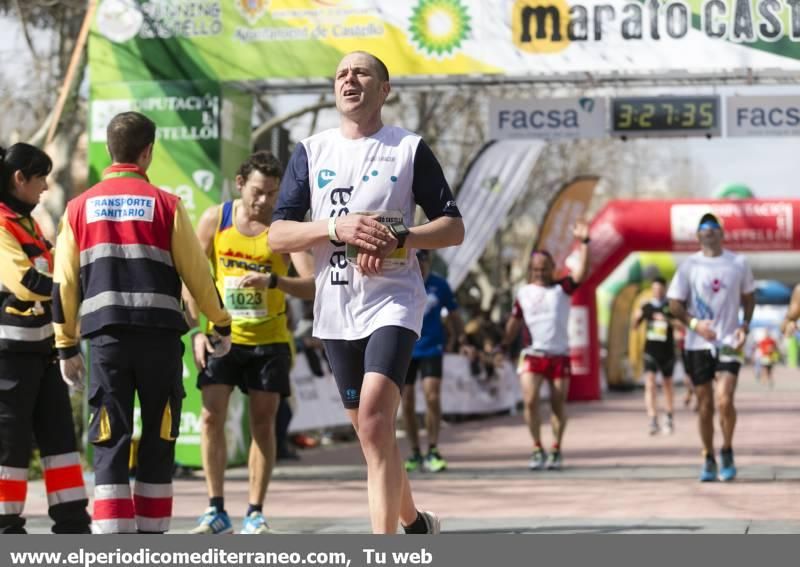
[582,237,591,244]
[269,273,279,289]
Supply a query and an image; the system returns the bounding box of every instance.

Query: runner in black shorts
[270,51,464,533]
[634,277,677,435]
[668,213,755,483]
[198,344,293,395]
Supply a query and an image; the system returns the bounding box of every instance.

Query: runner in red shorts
[500,220,589,470]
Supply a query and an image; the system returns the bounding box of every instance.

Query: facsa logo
[317,169,336,189]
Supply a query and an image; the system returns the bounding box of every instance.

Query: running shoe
[546,450,563,470]
[404,453,424,472]
[699,455,718,482]
[648,418,660,436]
[719,449,737,482]
[424,448,448,473]
[189,506,233,534]
[662,415,674,435]
[419,510,441,534]
[528,448,547,471]
[241,511,272,534]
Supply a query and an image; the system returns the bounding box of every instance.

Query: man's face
[529,253,554,284]
[334,53,389,120]
[237,170,280,215]
[697,225,723,248]
[651,281,666,300]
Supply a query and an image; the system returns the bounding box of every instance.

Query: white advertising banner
[489,97,606,141]
[439,140,545,290]
[288,354,523,433]
[726,95,800,137]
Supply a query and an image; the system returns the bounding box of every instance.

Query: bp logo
[235,0,270,25]
[408,0,471,57]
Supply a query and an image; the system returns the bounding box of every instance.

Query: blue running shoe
[719,449,737,482]
[699,455,718,482]
[241,511,272,534]
[189,506,233,534]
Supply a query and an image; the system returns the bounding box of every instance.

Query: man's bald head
[339,51,390,82]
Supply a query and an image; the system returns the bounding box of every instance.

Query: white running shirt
[512,278,578,356]
[273,126,461,340]
[667,250,755,353]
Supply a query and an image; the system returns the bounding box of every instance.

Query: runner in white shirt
[269,51,464,534]
[667,213,755,483]
[500,221,590,471]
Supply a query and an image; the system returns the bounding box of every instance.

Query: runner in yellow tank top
[212,199,292,346]
[184,152,314,535]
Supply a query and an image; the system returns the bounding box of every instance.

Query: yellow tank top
[210,200,291,346]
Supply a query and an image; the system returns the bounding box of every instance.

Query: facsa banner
[489,97,606,140]
[89,0,800,85]
[726,95,800,137]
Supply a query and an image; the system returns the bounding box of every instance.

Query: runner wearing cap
[667,212,755,482]
[499,220,590,470]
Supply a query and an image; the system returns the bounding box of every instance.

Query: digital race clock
[611,96,721,138]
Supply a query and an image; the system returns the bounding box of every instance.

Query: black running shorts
[405,355,444,385]
[198,342,292,397]
[685,349,741,386]
[322,326,418,409]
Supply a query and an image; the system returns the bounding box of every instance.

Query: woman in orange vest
[0,143,90,533]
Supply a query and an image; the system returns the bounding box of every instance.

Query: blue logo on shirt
[345,388,359,401]
[318,169,336,189]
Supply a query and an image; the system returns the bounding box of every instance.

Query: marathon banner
[89,0,800,85]
[3,534,799,563]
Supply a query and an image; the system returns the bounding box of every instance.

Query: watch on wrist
[388,221,410,249]
[268,273,279,289]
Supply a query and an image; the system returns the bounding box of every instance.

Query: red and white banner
[671,202,795,251]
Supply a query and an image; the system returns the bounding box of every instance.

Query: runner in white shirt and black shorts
[269,51,464,534]
[668,213,755,483]
[500,221,590,471]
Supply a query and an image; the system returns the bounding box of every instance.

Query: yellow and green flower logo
[408,0,471,57]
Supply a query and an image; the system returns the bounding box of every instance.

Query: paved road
[22,365,800,534]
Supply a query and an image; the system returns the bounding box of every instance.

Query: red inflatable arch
[568,199,800,401]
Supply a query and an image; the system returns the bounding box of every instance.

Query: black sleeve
[412,140,461,220]
[641,304,654,320]
[272,143,311,223]
[560,277,579,295]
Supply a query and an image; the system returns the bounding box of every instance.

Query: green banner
[89,0,800,85]
[88,79,253,467]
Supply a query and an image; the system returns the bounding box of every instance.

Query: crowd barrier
[289,353,523,433]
